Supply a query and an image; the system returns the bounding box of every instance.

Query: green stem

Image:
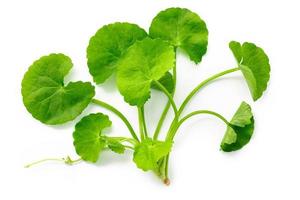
[164,154,170,184]
[138,107,145,140]
[24,156,81,168]
[123,145,135,150]
[178,68,240,116]
[153,65,177,140]
[161,69,239,180]
[141,106,148,138]
[167,110,230,141]
[154,104,170,140]
[108,137,138,145]
[161,110,229,182]
[164,67,239,142]
[153,80,178,117]
[92,99,139,142]
[157,63,177,183]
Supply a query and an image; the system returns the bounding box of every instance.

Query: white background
[0,0,299,199]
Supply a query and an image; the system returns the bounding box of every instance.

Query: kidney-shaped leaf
[229,41,270,101]
[221,101,255,152]
[133,138,172,171]
[87,22,147,84]
[73,113,112,162]
[117,38,175,106]
[149,7,208,63]
[21,54,95,125]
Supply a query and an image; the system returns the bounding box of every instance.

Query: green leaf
[87,22,147,84]
[106,138,125,154]
[21,54,95,125]
[117,38,175,106]
[151,72,174,94]
[221,101,255,152]
[149,7,208,63]
[229,41,270,101]
[73,113,112,162]
[133,138,172,171]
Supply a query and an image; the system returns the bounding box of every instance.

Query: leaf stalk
[92,99,139,142]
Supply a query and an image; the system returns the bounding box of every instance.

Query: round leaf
[21,54,95,125]
[87,22,147,84]
[229,41,270,101]
[149,7,208,63]
[117,38,175,106]
[73,113,112,162]
[133,138,172,171]
[221,101,255,152]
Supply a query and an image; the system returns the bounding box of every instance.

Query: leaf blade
[73,113,112,162]
[21,54,95,125]
[229,41,271,101]
[87,22,147,84]
[149,7,208,63]
[221,102,255,152]
[116,38,175,106]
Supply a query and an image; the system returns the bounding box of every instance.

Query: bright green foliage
[229,41,270,101]
[106,138,126,154]
[21,54,95,125]
[87,23,147,84]
[133,138,172,171]
[117,38,175,106]
[149,7,208,63]
[221,102,254,152]
[151,72,174,94]
[21,7,271,184]
[73,113,112,162]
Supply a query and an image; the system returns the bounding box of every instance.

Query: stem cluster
[92,64,239,183]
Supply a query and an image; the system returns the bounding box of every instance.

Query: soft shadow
[97,74,117,94]
[219,148,243,157]
[47,120,75,130]
[176,48,200,67]
[94,149,132,167]
[64,68,76,84]
[173,117,209,147]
